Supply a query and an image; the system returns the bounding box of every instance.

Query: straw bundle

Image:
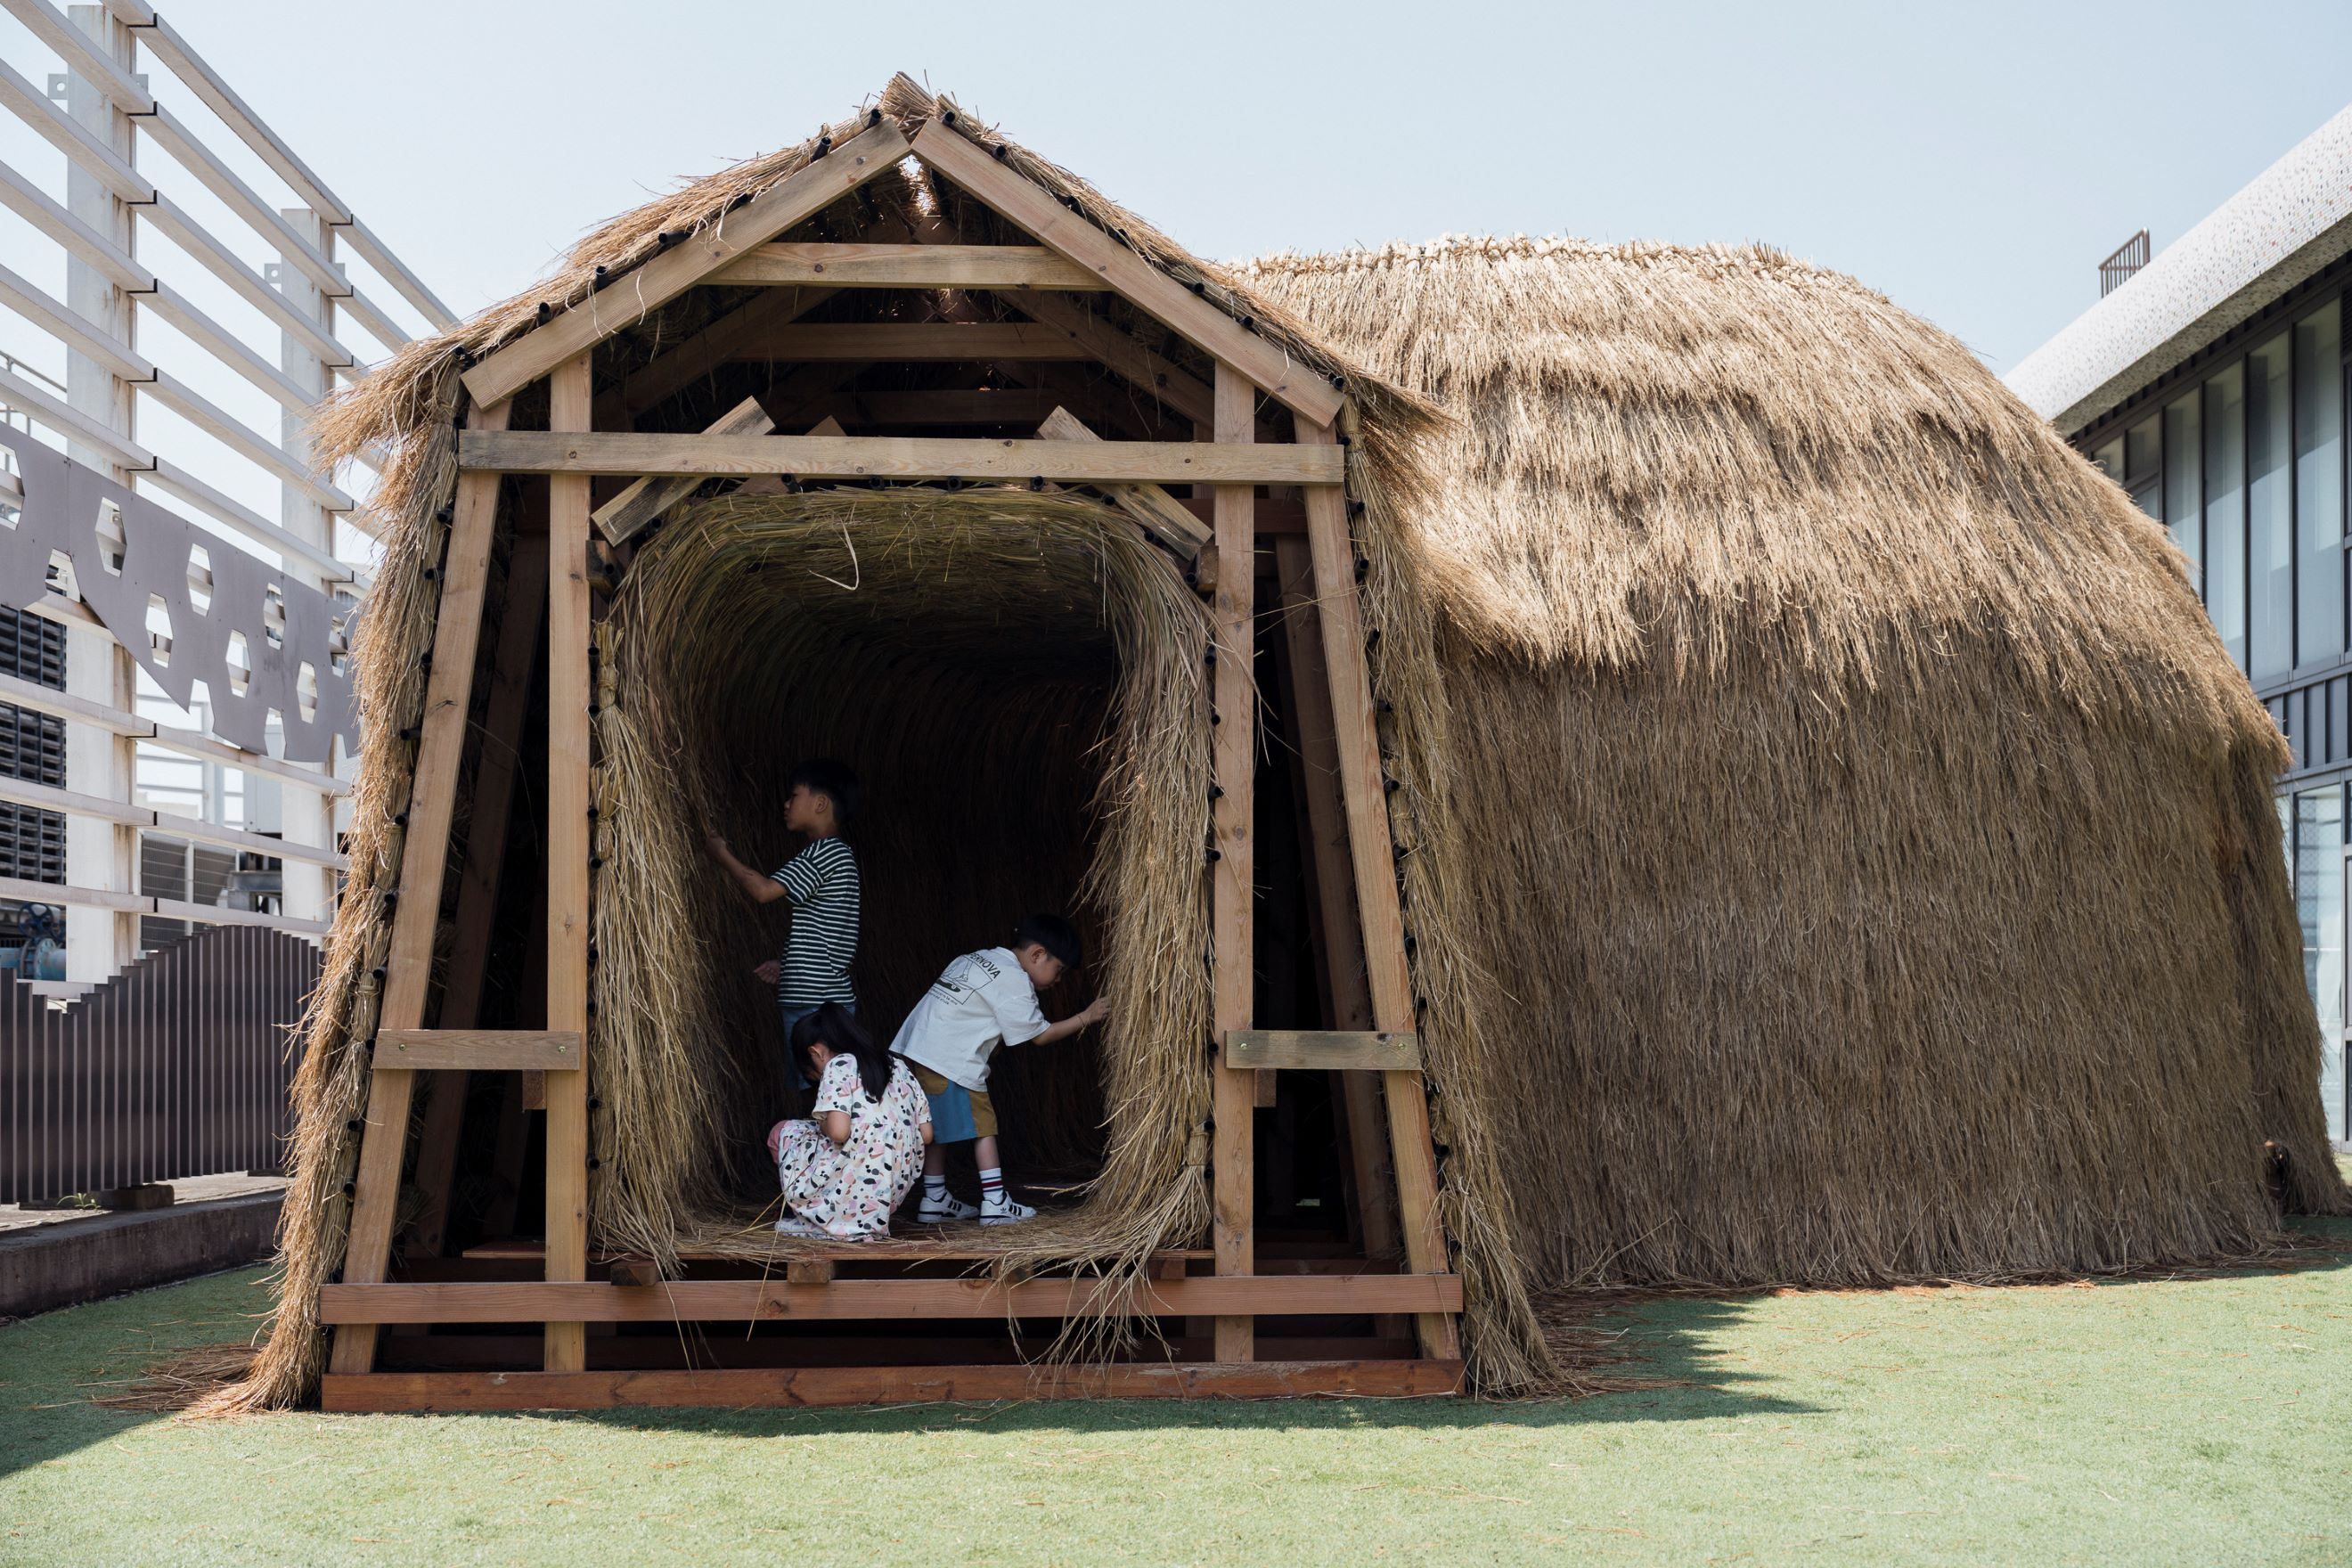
[589,491,1214,1282]
[1243,234,2352,1294]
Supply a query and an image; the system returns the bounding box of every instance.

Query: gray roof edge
[2005,103,2352,434]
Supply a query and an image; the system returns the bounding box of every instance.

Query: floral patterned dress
[772,1053,931,1239]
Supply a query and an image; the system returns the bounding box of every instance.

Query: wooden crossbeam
[592,395,771,543]
[460,432,1342,486]
[462,120,910,406]
[377,1030,584,1072]
[601,287,840,421]
[733,322,1097,362]
[910,121,1343,426]
[317,1271,1463,1324]
[816,388,1066,427]
[1299,422,1460,1362]
[1001,290,1214,428]
[462,1237,1212,1267]
[1226,1031,1420,1072]
[322,1359,1465,1411]
[326,398,512,1379]
[1035,405,1210,556]
[711,241,1106,290]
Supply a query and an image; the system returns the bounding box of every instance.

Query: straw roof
[1243,233,2351,1290]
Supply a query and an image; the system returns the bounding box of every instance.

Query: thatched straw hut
[214,81,2344,1414]
[1241,234,2349,1287]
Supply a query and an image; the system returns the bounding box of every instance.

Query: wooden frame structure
[324,113,1462,1410]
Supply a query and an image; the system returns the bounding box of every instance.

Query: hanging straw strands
[589,491,1218,1303]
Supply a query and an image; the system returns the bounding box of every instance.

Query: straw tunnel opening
[426,489,1367,1263]
[670,512,1119,1202]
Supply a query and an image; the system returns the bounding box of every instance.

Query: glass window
[2092,437,2124,483]
[2295,301,2345,666]
[2125,416,2161,517]
[2249,335,2294,682]
[2207,365,2248,670]
[2164,393,2202,595]
[2292,786,2346,1144]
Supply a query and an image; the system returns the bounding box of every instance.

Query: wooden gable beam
[460,430,1343,486]
[803,388,1067,427]
[1000,290,1213,429]
[1035,405,1210,556]
[731,322,1096,362]
[462,119,911,408]
[909,120,1344,426]
[712,241,1107,290]
[600,286,838,421]
[592,395,771,544]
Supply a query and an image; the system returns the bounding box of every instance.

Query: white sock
[924,1174,950,1203]
[980,1167,1006,1204]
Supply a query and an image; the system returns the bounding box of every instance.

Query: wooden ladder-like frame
[320,124,1463,1408]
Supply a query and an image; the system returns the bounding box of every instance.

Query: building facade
[2011,106,2352,1147]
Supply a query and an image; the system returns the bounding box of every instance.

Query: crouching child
[891,915,1108,1225]
[767,1002,931,1240]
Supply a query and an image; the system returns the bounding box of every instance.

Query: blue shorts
[909,1061,992,1141]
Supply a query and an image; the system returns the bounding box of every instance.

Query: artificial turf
[2,1209,2346,1566]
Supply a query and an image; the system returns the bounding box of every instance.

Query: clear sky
[135,0,2350,375]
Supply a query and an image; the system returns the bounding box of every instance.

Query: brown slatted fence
[0,924,319,1203]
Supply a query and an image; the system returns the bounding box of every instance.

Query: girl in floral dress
[768,1002,931,1240]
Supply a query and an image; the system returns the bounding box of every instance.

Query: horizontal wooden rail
[0,775,347,868]
[377,1030,583,1072]
[713,241,1107,290]
[738,322,1097,360]
[0,871,327,935]
[1226,1030,1422,1071]
[323,1360,1466,1411]
[319,1271,1463,1325]
[460,432,1344,486]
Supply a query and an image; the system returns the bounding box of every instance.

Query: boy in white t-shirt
[891,914,1108,1225]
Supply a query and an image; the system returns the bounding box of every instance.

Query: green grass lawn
[3,1209,2347,1567]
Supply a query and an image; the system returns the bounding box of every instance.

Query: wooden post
[1273,536,1401,1262]
[544,354,594,1373]
[404,532,550,1258]
[326,398,511,1377]
[1298,422,1461,1361]
[1208,363,1256,1363]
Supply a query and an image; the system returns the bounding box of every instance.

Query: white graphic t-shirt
[888,946,1049,1091]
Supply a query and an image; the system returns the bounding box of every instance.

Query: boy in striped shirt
[702,759,862,1083]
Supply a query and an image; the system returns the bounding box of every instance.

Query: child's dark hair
[788,1002,889,1102]
[788,757,862,827]
[1011,912,1082,969]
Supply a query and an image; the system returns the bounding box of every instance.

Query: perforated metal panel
[0,606,65,888]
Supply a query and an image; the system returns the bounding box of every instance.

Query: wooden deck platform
[323,1358,1466,1411]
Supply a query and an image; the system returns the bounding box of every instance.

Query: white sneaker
[774,1214,828,1237]
[918,1191,978,1224]
[980,1193,1035,1226]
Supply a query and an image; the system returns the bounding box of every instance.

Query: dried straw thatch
[206,91,2344,1417]
[1241,233,2352,1291]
